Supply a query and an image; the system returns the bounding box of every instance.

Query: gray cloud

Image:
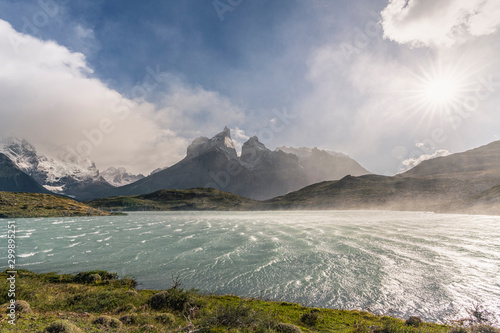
[381,0,500,47]
[0,19,244,175]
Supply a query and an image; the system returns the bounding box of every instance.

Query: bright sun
[424,78,458,104]
[408,62,472,117]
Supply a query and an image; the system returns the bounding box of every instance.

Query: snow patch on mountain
[0,136,105,195]
[277,146,348,159]
[101,167,145,187]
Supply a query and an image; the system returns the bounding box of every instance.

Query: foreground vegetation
[0,192,115,218]
[1,270,497,333]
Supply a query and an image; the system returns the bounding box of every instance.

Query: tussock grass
[0,270,490,333]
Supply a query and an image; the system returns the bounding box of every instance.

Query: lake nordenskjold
[1,210,499,324]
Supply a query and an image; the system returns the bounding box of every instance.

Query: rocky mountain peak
[0,136,107,195]
[240,136,271,168]
[186,126,238,160]
[101,167,145,187]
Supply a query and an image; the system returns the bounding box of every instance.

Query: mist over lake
[2,211,499,324]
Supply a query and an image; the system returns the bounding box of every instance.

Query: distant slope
[277,146,370,183]
[262,141,500,214]
[439,184,500,215]
[262,174,450,211]
[0,192,113,218]
[86,188,257,211]
[402,141,500,178]
[0,153,52,194]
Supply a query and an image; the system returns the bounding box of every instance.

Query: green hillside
[86,188,258,211]
[0,192,113,218]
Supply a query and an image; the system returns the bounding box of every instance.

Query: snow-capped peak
[0,136,103,194]
[101,167,145,187]
[276,146,348,159]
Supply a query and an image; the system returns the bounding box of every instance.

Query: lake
[1,210,499,324]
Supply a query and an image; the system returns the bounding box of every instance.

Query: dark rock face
[93,128,371,200]
[0,153,52,194]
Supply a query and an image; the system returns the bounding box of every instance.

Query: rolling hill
[86,188,257,211]
[0,192,113,218]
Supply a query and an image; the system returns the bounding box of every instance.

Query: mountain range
[0,137,144,200]
[262,140,500,214]
[90,127,370,200]
[0,130,369,201]
[2,130,500,215]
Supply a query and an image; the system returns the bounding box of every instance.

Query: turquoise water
[1,210,499,324]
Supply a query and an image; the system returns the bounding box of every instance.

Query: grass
[0,192,115,218]
[0,270,471,333]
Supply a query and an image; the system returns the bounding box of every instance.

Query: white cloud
[399,148,450,172]
[0,19,244,174]
[381,0,500,47]
[154,75,246,140]
[229,127,250,154]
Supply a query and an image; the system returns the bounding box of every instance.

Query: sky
[0,0,499,175]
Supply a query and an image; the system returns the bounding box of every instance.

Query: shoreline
[0,269,470,333]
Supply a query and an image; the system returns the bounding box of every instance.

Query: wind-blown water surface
[1,211,499,324]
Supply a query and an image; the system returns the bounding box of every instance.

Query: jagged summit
[0,136,113,199]
[101,167,145,187]
[240,136,275,169]
[186,126,238,160]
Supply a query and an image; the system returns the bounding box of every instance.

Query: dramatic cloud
[297,18,500,173]
[399,147,450,172]
[0,19,244,174]
[381,0,500,47]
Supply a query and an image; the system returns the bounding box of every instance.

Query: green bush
[300,310,319,326]
[147,287,196,312]
[45,320,82,333]
[406,316,423,327]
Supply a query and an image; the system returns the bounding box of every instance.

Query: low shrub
[300,310,319,326]
[14,300,31,313]
[155,313,176,324]
[45,320,82,333]
[92,315,122,328]
[114,303,136,313]
[110,276,138,289]
[205,302,276,330]
[406,316,423,327]
[468,325,500,333]
[147,287,197,312]
[276,322,302,333]
[73,270,118,284]
[119,313,146,325]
